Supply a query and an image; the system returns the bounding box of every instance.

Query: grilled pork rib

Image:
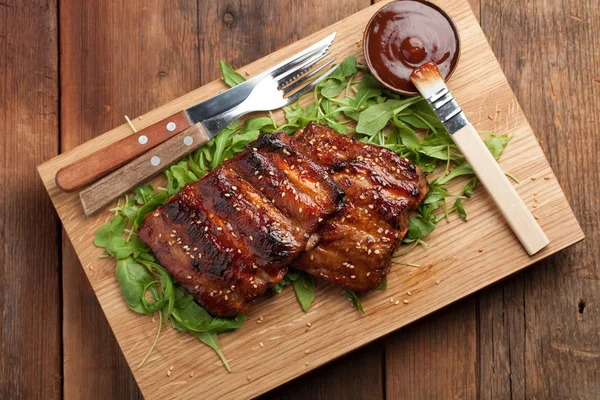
[139,132,344,317]
[292,123,428,292]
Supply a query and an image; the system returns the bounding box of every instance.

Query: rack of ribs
[291,123,428,292]
[139,132,345,317]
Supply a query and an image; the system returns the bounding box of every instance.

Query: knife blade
[55,32,337,193]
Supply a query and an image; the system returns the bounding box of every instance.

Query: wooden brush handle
[79,123,210,216]
[55,111,192,192]
[452,124,549,255]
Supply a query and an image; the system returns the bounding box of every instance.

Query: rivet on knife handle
[79,123,210,216]
[55,110,192,192]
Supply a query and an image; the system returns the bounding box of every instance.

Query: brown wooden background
[1,0,598,398]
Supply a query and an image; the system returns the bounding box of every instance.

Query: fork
[79,53,339,215]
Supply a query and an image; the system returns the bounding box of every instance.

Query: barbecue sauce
[364,0,459,93]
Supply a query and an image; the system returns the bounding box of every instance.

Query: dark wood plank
[384,299,478,399]
[477,0,600,398]
[196,0,371,83]
[0,0,61,398]
[59,1,200,398]
[477,276,527,399]
[264,342,384,400]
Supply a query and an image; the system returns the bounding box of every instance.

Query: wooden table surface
[1,0,598,398]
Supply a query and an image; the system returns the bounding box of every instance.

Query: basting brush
[411,62,549,255]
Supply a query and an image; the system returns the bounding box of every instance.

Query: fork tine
[282,58,336,96]
[285,61,339,104]
[274,48,330,88]
[267,32,336,80]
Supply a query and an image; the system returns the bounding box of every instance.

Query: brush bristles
[410,62,447,99]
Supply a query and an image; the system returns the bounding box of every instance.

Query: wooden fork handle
[79,123,210,216]
[55,111,192,192]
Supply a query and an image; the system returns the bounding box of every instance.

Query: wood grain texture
[476,0,600,398]
[264,341,384,400]
[38,1,584,398]
[385,298,478,399]
[58,0,201,398]
[0,0,62,398]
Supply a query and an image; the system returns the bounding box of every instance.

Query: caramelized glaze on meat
[292,123,428,292]
[139,132,344,317]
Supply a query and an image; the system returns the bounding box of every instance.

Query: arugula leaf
[350,83,381,111]
[171,299,213,331]
[242,116,272,132]
[335,56,357,78]
[133,192,168,228]
[356,99,404,136]
[344,289,365,314]
[115,257,154,314]
[396,123,421,151]
[357,74,382,90]
[418,144,450,160]
[194,332,232,372]
[280,269,316,311]
[463,177,478,197]
[398,113,431,130]
[283,102,317,128]
[377,277,387,291]
[406,217,436,242]
[320,56,357,99]
[188,149,208,178]
[165,160,198,196]
[95,214,127,248]
[291,272,316,312]
[106,235,148,260]
[210,121,239,170]
[484,134,512,159]
[132,184,156,205]
[454,198,467,221]
[435,162,474,185]
[321,80,346,99]
[219,61,246,88]
[325,121,347,134]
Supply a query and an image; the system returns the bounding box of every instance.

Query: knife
[55,32,337,193]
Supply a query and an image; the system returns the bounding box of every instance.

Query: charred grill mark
[197,166,304,265]
[139,130,345,317]
[291,123,428,292]
[231,132,344,226]
[253,131,297,153]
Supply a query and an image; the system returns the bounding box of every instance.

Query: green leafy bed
[95,57,512,371]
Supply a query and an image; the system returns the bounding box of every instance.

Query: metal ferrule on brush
[426,87,469,135]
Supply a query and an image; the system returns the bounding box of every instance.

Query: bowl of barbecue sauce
[363,0,460,95]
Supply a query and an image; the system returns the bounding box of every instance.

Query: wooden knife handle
[55,111,192,192]
[79,123,210,216]
[451,124,549,255]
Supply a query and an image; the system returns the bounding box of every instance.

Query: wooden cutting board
[37,0,584,398]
